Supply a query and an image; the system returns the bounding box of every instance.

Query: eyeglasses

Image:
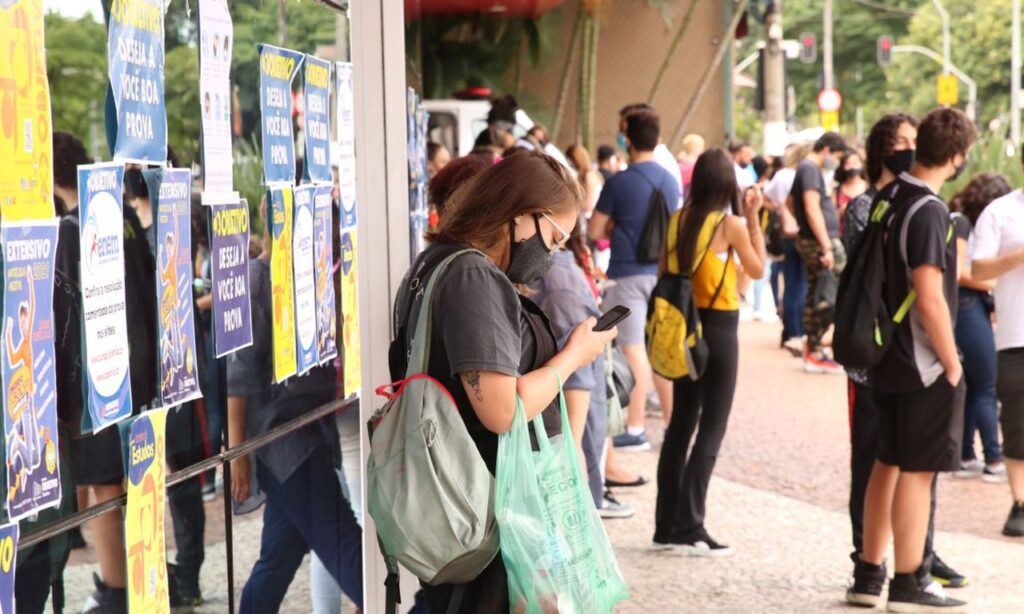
[538,212,570,254]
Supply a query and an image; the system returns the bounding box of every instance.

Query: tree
[887,0,1012,125]
[165,45,201,166]
[44,13,108,157]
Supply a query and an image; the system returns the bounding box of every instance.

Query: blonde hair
[679,134,706,160]
[784,142,813,168]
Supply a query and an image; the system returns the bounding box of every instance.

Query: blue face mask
[616,132,628,153]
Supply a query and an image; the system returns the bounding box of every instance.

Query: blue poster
[145,168,202,408]
[303,56,332,184]
[0,522,16,613]
[107,0,167,163]
[1,220,62,521]
[78,163,133,433]
[210,201,253,358]
[313,184,337,364]
[292,185,317,375]
[259,44,304,185]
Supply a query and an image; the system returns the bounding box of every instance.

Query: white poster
[199,0,234,194]
[335,62,357,229]
[292,185,318,375]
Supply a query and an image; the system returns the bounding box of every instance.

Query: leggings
[655,309,739,540]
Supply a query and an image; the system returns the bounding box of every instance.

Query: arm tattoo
[465,370,484,402]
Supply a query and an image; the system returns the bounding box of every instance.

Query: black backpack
[833,194,948,370]
[636,174,671,264]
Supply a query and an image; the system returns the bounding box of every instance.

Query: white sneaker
[754,310,780,323]
[953,459,984,479]
[600,490,635,519]
[982,462,1008,484]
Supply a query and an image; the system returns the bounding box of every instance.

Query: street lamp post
[892,44,977,121]
[931,0,951,75]
[1013,0,1021,146]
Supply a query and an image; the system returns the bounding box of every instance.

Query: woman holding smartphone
[653,149,766,556]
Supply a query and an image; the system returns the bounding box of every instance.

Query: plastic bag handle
[528,367,567,454]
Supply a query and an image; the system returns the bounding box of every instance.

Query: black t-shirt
[392,245,560,473]
[869,174,958,394]
[952,212,971,242]
[791,160,840,240]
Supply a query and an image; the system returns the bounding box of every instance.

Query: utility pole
[931,0,951,74]
[763,0,787,156]
[1013,0,1021,146]
[823,0,833,89]
[278,0,287,47]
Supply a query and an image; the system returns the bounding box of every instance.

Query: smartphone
[594,305,631,332]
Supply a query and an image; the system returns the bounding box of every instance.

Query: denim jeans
[781,240,807,341]
[954,289,1001,463]
[240,448,364,612]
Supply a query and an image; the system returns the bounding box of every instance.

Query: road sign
[817,88,843,113]
[937,74,959,105]
[821,110,840,132]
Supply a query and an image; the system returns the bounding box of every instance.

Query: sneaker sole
[981,474,1008,484]
[931,575,968,589]
[614,443,652,452]
[1002,525,1024,537]
[599,510,635,519]
[886,602,967,613]
[846,590,882,608]
[681,544,732,558]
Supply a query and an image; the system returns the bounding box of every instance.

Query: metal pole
[892,44,977,120]
[278,0,287,47]
[823,0,833,89]
[1013,0,1021,146]
[931,0,951,74]
[763,1,787,157]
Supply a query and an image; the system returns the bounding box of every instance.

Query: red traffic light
[877,36,894,66]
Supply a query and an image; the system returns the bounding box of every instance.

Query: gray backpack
[367,249,498,605]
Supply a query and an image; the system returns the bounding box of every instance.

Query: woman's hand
[565,317,617,370]
[743,187,764,217]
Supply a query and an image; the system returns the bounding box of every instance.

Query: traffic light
[799,32,816,64]
[877,36,894,67]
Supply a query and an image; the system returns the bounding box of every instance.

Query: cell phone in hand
[594,305,631,332]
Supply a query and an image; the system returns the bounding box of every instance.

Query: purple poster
[0,522,16,613]
[1,221,62,521]
[313,185,337,364]
[145,168,202,408]
[210,201,253,358]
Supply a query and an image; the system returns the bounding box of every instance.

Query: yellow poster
[125,408,169,614]
[340,229,361,397]
[0,0,53,222]
[270,187,298,382]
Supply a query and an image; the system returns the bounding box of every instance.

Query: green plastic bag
[495,376,629,613]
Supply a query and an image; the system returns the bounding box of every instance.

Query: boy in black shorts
[848,108,976,611]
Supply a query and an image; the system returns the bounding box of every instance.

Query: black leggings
[655,309,739,541]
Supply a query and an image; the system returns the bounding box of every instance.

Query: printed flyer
[335,62,357,230]
[258,44,304,185]
[210,201,253,358]
[0,522,17,613]
[269,187,297,382]
[198,0,234,194]
[313,184,337,364]
[78,163,133,433]
[292,185,317,375]
[1,220,62,521]
[0,0,54,223]
[145,168,202,408]
[340,230,361,397]
[107,0,168,163]
[302,56,332,183]
[125,408,170,614]
[407,89,429,260]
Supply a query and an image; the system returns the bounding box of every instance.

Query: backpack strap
[893,195,955,324]
[378,534,402,614]
[404,248,483,378]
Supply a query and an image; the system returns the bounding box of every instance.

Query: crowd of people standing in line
[417,95,1024,612]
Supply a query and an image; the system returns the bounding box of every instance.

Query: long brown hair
[428,151,583,257]
[676,148,741,274]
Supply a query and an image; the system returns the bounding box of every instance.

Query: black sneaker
[81,573,127,614]
[846,552,887,608]
[887,560,967,613]
[1003,501,1024,537]
[930,554,968,588]
[168,562,203,611]
[652,529,732,557]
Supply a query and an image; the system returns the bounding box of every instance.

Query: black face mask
[951,156,969,182]
[506,216,553,284]
[842,167,864,181]
[882,149,916,176]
